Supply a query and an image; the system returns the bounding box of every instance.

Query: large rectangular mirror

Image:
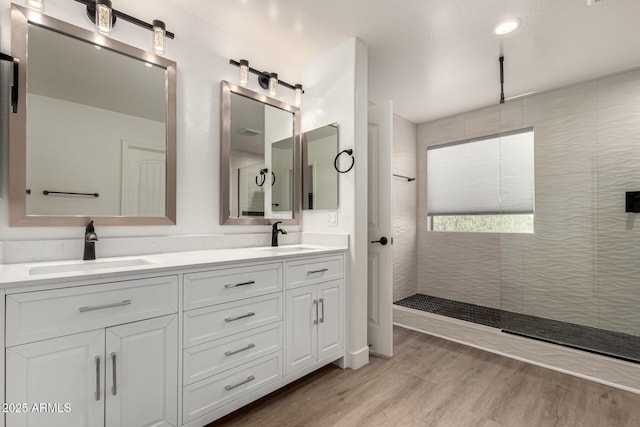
[9,5,177,226]
[302,123,339,210]
[220,81,300,225]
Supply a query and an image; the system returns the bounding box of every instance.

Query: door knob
[371,237,388,245]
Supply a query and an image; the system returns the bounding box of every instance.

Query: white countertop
[0,244,348,289]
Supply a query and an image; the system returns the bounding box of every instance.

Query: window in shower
[427,128,534,233]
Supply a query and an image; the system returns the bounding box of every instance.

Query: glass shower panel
[500,67,640,363]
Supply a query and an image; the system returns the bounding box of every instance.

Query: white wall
[301,38,369,369]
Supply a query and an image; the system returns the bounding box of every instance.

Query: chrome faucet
[271,221,287,247]
[83,220,98,260]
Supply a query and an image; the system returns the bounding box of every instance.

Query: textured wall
[418,68,640,336]
[392,115,418,301]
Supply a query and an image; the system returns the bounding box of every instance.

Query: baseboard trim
[345,345,370,370]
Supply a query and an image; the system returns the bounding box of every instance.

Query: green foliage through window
[430,214,534,233]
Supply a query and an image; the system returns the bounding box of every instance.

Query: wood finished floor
[208,326,640,427]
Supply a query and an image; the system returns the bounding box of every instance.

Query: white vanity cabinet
[285,256,344,375]
[181,263,284,425]
[0,247,347,427]
[4,276,179,427]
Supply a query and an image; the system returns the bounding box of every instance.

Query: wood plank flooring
[208,326,640,427]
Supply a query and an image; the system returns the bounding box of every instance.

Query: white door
[6,330,105,427]
[317,280,344,359]
[285,286,317,374]
[121,141,166,216]
[367,101,394,357]
[105,315,178,427]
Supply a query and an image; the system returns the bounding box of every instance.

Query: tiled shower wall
[392,115,418,301]
[417,68,640,336]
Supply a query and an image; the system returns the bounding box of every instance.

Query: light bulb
[96,0,113,35]
[494,18,521,35]
[27,0,44,12]
[294,84,302,106]
[152,20,166,55]
[239,59,249,86]
[269,73,278,97]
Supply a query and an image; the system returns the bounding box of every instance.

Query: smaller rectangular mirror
[302,124,339,210]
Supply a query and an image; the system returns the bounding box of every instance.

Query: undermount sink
[255,245,319,253]
[29,258,152,276]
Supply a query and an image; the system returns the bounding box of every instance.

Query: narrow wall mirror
[9,5,177,226]
[220,81,300,225]
[302,123,339,210]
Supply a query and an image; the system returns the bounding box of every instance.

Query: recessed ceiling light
[494,18,521,35]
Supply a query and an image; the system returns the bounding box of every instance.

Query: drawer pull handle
[225,280,256,289]
[314,299,319,325]
[95,356,101,401]
[225,375,256,391]
[319,298,325,323]
[79,299,131,313]
[111,352,117,396]
[308,268,329,275]
[225,312,255,322]
[225,343,256,356]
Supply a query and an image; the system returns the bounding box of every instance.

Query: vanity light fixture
[27,0,44,12]
[152,20,166,54]
[74,0,175,49]
[239,59,249,86]
[494,18,521,35]
[268,73,278,96]
[294,84,303,106]
[95,0,112,34]
[229,58,304,100]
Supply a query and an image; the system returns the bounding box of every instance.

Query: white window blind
[427,129,534,216]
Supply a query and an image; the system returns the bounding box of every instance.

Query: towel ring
[334,149,355,174]
[255,168,268,187]
[255,169,276,187]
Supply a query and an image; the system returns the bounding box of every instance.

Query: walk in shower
[393,66,640,364]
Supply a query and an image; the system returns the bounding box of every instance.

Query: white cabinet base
[105,315,178,427]
[6,330,106,427]
[182,353,282,424]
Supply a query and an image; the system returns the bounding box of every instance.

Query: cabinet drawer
[184,263,282,310]
[183,293,282,348]
[285,255,343,289]
[183,323,282,385]
[6,275,179,347]
[182,353,282,424]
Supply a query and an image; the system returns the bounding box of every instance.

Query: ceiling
[168,0,640,124]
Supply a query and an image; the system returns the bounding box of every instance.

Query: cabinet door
[105,315,178,427]
[6,330,105,427]
[317,280,344,360]
[285,286,318,375]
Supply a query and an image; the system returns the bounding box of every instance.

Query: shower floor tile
[394,293,640,364]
